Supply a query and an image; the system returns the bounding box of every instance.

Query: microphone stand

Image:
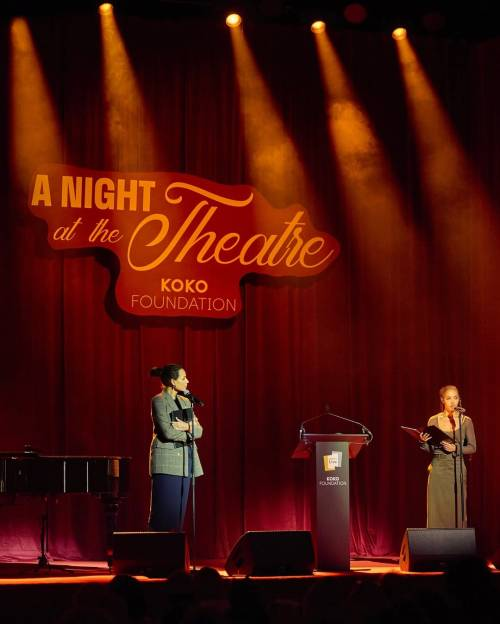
[188,402,196,572]
[181,390,204,574]
[451,423,458,529]
[449,407,466,528]
[457,409,465,527]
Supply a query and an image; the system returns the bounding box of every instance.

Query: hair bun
[150,366,163,378]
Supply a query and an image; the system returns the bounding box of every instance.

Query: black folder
[401,425,454,445]
[170,408,194,423]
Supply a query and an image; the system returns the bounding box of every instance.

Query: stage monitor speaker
[112,531,189,577]
[225,530,315,576]
[399,528,477,572]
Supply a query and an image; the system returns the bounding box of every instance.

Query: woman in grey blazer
[148,364,203,530]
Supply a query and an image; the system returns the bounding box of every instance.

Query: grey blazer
[149,390,204,477]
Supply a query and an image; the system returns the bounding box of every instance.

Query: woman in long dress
[419,385,476,528]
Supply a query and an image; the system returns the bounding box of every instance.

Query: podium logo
[323,451,342,472]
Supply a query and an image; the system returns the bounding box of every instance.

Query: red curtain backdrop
[1,15,500,562]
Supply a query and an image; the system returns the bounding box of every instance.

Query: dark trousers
[149,473,191,531]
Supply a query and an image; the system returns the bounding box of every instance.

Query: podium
[292,433,369,571]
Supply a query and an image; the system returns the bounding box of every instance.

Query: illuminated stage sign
[29,165,340,318]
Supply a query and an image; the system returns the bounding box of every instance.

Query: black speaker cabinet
[112,531,189,577]
[225,530,315,576]
[399,528,477,572]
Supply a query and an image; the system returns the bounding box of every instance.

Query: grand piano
[0,451,131,566]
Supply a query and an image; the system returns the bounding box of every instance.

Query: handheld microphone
[454,406,466,413]
[178,389,205,407]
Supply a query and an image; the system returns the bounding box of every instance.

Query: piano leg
[38,496,50,568]
[100,496,121,569]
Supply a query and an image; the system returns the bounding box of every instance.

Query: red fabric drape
[1,16,500,562]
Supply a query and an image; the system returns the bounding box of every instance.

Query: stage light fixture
[311,21,326,34]
[99,3,114,15]
[226,13,242,28]
[392,27,407,40]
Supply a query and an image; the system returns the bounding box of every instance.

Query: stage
[0,557,498,624]
[3,1,500,609]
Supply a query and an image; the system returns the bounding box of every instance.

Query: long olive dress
[421,412,477,528]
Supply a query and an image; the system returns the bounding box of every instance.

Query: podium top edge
[301,433,369,442]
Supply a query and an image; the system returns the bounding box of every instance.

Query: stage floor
[0,554,498,581]
[0,556,424,583]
